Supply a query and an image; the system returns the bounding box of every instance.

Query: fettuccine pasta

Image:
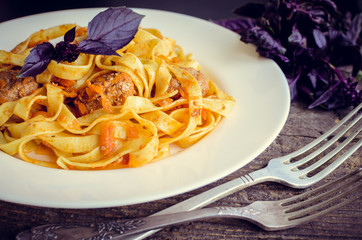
[0,22,235,170]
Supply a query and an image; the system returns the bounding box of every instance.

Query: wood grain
[0,101,360,240]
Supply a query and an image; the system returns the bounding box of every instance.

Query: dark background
[1,0,361,23]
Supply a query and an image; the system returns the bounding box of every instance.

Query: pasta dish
[0,8,235,170]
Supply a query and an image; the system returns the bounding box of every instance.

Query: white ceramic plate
[0,8,290,208]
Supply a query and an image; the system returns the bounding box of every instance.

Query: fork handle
[17,206,253,240]
[124,167,270,240]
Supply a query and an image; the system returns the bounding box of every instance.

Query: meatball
[184,67,209,97]
[74,72,136,115]
[0,69,39,104]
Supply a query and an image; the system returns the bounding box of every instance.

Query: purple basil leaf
[64,27,76,43]
[308,81,339,109]
[86,7,144,52]
[313,29,327,49]
[78,39,119,56]
[313,29,327,48]
[346,12,362,45]
[212,17,255,34]
[288,25,307,48]
[53,41,79,63]
[18,42,54,78]
[53,26,79,63]
[316,66,330,85]
[241,26,288,62]
[326,30,362,76]
[287,70,302,101]
[307,70,318,89]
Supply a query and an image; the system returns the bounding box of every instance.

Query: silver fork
[17,169,362,239]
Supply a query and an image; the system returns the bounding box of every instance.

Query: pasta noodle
[0,21,235,170]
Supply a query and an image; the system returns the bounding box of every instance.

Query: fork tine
[282,103,361,164]
[289,114,361,169]
[281,170,361,224]
[248,170,361,231]
[284,172,361,211]
[286,181,361,220]
[286,182,361,225]
[290,114,361,168]
[297,124,362,178]
[283,190,361,229]
[306,137,362,183]
[280,168,361,206]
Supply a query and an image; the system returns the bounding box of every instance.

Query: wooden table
[0,101,360,239]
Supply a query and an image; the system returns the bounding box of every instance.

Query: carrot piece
[99,121,116,157]
[100,94,114,113]
[86,81,104,97]
[52,78,76,87]
[0,79,6,89]
[77,102,88,116]
[126,124,139,139]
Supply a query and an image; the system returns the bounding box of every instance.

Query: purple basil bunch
[215,0,362,109]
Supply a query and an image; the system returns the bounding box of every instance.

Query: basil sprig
[18,7,144,78]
